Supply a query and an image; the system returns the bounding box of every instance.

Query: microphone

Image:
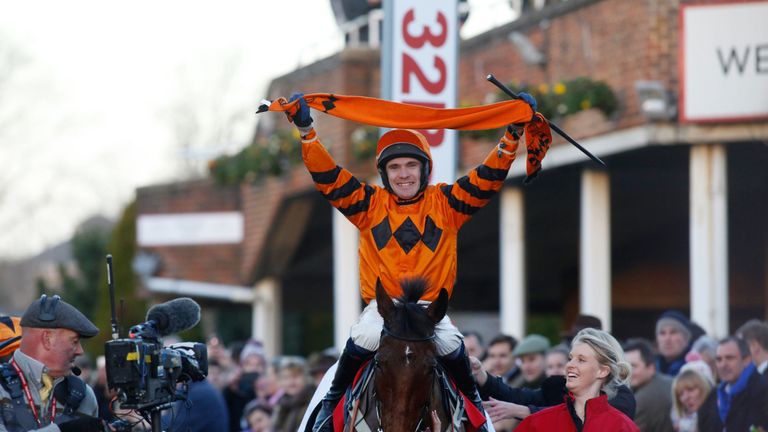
[71,366,81,376]
[145,297,201,336]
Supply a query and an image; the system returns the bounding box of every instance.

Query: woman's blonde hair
[671,368,713,418]
[571,328,631,398]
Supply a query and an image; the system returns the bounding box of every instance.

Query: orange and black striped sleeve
[440,128,519,228]
[300,128,376,228]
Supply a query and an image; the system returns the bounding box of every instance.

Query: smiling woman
[516,328,639,432]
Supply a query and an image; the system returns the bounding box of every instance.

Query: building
[135,0,768,356]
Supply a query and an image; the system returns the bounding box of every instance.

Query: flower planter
[553,108,613,145]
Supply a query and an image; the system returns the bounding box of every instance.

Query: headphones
[38,294,61,322]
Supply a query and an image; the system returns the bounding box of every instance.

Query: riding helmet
[375,129,432,194]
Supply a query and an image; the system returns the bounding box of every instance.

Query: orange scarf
[259,93,552,181]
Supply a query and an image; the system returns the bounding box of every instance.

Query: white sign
[384,0,459,183]
[137,212,243,246]
[681,1,768,122]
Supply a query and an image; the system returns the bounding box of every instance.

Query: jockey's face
[385,157,422,199]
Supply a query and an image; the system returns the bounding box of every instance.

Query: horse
[370,278,450,432]
[301,279,478,432]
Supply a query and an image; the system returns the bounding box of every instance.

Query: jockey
[286,92,537,432]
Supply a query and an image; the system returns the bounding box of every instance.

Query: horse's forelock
[385,278,435,339]
[396,277,428,304]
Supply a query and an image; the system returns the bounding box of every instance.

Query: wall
[136,179,242,285]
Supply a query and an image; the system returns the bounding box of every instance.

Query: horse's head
[374,278,449,432]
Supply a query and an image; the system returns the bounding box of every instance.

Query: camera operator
[160,336,228,432]
[0,295,107,432]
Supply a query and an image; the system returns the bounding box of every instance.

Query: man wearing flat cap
[0,295,106,432]
[512,335,550,390]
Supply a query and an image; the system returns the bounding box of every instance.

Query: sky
[0,0,514,260]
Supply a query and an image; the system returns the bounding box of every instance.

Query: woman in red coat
[516,328,640,432]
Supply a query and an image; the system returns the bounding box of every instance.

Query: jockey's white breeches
[349,300,463,356]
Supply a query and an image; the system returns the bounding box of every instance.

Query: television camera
[103,255,208,431]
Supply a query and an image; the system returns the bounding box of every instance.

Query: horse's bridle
[381,326,436,342]
[375,327,440,431]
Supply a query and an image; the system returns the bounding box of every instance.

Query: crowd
[98,336,336,432]
[466,313,768,432]
[200,338,336,432]
[2,294,767,432]
[0,295,337,432]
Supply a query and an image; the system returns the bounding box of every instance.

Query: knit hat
[655,310,693,343]
[513,334,551,356]
[680,360,715,385]
[239,339,267,365]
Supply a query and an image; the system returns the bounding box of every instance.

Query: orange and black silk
[297,127,520,303]
[259,93,552,181]
[0,316,21,358]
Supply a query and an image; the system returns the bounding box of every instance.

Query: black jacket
[698,367,768,432]
[478,374,636,419]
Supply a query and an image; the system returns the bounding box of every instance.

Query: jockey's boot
[439,344,489,432]
[313,338,373,432]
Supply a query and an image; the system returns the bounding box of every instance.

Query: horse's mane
[387,278,435,339]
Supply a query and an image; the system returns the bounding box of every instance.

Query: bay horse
[371,279,450,432]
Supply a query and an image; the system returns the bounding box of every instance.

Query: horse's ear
[426,288,449,324]
[376,279,395,320]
